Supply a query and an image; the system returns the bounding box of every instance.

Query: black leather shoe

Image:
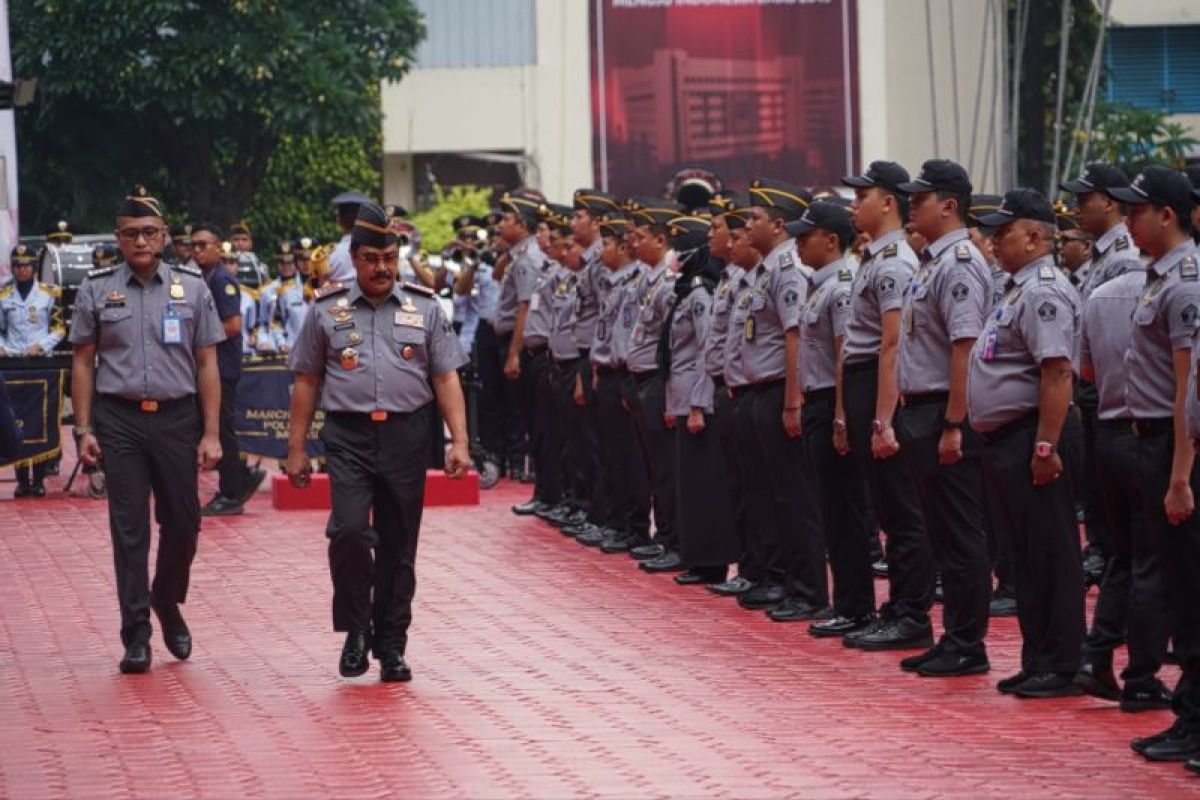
[989,586,1017,617]
[854,618,934,652]
[119,642,152,674]
[1014,671,1083,699]
[599,533,634,554]
[339,631,370,678]
[201,495,244,517]
[13,482,31,498]
[766,599,830,622]
[1141,729,1200,762]
[640,551,684,573]
[380,651,412,683]
[1133,721,1184,755]
[1073,655,1120,700]
[809,612,876,638]
[918,652,990,678]
[1120,681,1174,713]
[236,467,267,505]
[152,600,192,661]
[997,671,1030,694]
[870,559,889,578]
[29,482,47,498]
[630,542,665,561]
[562,521,592,537]
[1185,755,1200,775]
[511,499,545,516]
[1082,550,1107,588]
[737,583,786,610]
[675,567,726,586]
[842,616,889,648]
[557,509,588,528]
[899,645,942,672]
[535,503,571,524]
[577,527,610,546]
[706,576,754,596]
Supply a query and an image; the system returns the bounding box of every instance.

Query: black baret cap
[786,200,855,243]
[666,215,712,251]
[116,184,164,219]
[967,194,1003,228]
[350,201,398,249]
[624,197,686,227]
[1060,162,1129,195]
[976,188,1056,227]
[1107,165,1196,222]
[573,189,622,215]
[897,159,973,196]
[748,178,812,221]
[842,160,911,193]
[332,190,371,207]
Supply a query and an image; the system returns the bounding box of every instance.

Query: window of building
[1105,25,1200,114]
[412,0,536,69]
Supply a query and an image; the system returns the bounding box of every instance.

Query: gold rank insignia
[400,297,418,313]
[170,277,185,300]
[336,297,349,308]
[744,316,756,342]
[28,307,39,324]
[348,331,362,344]
[340,347,358,370]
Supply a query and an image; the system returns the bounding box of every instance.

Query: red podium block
[272,470,479,511]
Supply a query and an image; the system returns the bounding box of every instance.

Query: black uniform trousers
[897,397,990,658]
[1085,419,1169,687]
[803,388,875,619]
[674,389,739,571]
[496,331,529,470]
[95,395,201,647]
[551,355,598,512]
[322,405,431,657]
[732,385,774,585]
[524,346,559,504]
[14,461,47,486]
[628,371,675,549]
[748,380,828,607]
[594,368,649,536]
[473,320,508,461]
[216,377,253,500]
[842,361,933,624]
[1133,420,1200,727]
[1075,381,1110,555]
[980,411,1085,673]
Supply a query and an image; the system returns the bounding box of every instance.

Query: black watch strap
[942,417,964,431]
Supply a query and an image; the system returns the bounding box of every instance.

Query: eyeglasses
[116,226,165,242]
[356,253,400,267]
[192,241,216,250]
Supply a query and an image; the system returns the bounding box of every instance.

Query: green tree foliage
[1085,101,1200,173]
[407,184,493,256]
[12,0,423,233]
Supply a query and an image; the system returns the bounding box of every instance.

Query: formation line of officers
[491,159,1200,775]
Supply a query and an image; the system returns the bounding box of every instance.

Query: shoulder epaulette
[955,244,971,262]
[315,281,348,301]
[882,243,898,259]
[1181,256,1198,282]
[780,252,796,271]
[691,275,703,288]
[0,284,12,299]
[1114,237,1130,252]
[43,283,62,298]
[171,262,202,277]
[838,268,852,282]
[241,285,260,300]
[401,281,435,297]
[87,266,116,278]
[1038,263,1056,282]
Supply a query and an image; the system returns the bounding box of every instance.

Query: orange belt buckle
[370,410,388,422]
[139,399,160,413]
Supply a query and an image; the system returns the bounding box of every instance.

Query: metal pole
[948,0,962,159]
[925,0,940,156]
[1079,0,1114,168]
[967,0,993,173]
[1062,0,1111,182]
[595,0,609,192]
[841,0,854,175]
[1010,0,1031,188]
[1049,0,1072,198]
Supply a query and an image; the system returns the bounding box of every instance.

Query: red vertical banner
[590,0,859,195]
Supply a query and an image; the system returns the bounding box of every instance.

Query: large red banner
[590,0,859,196]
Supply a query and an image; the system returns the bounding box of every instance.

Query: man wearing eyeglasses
[285,201,469,682]
[69,185,225,674]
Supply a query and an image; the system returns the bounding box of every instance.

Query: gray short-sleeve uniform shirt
[572,241,603,348]
[548,269,583,361]
[1125,241,1200,419]
[590,261,640,368]
[898,228,993,395]
[288,280,467,413]
[1078,266,1145,420]
[665,281,713,415]
[801,258,855,393]
[69,261,224,400]
[1081,223,1144,298]
[611,261,649,367]
[735,239,808,385]
[967,256,1080,432]
[523,258,562,348]
[841,229,916,364]
[493,236,544,335]
[703,265,743,380]
[627,259,677,374]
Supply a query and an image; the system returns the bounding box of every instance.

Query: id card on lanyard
[163,303,183,346]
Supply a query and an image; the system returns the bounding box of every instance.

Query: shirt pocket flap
[392,326,425,345]
[99,306,133,323]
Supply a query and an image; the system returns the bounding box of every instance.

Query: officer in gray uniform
[790,201,876,628]
[622,197,685,566]
[69,186,225,674]
[580,215,651,550]
[970,189,1085,698]
[285,201,469,682]
[560,189,623,540]
[1073,232,1170,711]
[1106,167,1200,764]
[836,162,935,642]
[706,195,762,596]
[967,195,1008,308]
[884,159,992,672]
[736,178,830,619]
[494,188,546,500]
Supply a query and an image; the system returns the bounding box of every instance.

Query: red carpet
[0,449,1193,798]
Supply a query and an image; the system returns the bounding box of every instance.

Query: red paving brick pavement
[0,460,1196,799]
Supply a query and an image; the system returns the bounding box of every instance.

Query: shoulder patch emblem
[882,243,898,259]
[1037,301,1057,322]
[838,268,852,282]
[1181,257,1198,282]
[879,276,897,295]
[1183,304,1198,328]
[224,283,238,296]
[315,281,349,301]
[782,287,799,307]
[780,252,795,271]
[1039,264,1056,282]
[402,281,435,297]
[955,244,971,262]
[951,283,969,303]
[171,263,202,277]
[1114,237,1130,252]
[87,266,116,278]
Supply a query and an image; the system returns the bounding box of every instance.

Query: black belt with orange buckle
[99,394,195,413]
[326,410,416,424]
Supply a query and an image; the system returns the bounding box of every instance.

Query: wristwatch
[871,419,891,434]
[942,417,964,431]
[75,425,94,436]
[1034,440,1056,459]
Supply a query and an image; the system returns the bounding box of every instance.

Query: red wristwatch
[1034,440,1055,459]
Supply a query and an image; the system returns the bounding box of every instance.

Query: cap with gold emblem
[116,185,163,219]
[11,244,37,265]
[624,196,686,228]
[275,241,295,262]
[48,219,73,243]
